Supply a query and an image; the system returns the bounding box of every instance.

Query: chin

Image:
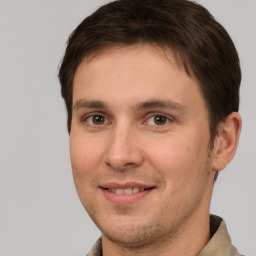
[100,217,170,249]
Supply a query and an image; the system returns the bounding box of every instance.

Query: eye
[85,114,109,125]
[146,114,170,126]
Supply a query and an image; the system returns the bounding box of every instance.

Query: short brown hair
[59,0,241,144]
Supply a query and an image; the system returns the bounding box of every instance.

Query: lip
[100,182,154,189]
[100,182,156,205]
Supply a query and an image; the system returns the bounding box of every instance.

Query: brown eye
[154,115,167,125]
[92,115,105,125]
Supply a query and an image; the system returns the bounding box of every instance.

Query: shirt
[86,215,243,256]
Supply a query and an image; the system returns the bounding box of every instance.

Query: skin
[70,44,241,256]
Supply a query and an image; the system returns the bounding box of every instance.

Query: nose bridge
[104,122,143,170]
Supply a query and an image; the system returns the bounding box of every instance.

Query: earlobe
[211,112,242,171]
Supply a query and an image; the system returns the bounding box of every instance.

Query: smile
[107,187,151,195]
[101,183,155,205]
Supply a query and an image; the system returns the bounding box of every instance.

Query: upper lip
[100,182,155,189]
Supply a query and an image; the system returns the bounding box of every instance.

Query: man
[58,0,243,255]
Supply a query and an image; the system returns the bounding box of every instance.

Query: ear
[211,112,242,172]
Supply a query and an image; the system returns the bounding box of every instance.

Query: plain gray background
[0,0,255,255]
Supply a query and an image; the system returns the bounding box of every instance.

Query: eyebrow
[73,99,106,110]
[135,99,187,112]
[73,98,187,112]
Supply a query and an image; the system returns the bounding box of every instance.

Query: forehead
[77,43,190,78]
[73,44,206,113]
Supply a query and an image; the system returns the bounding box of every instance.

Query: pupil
[154,115,166,125]
[93,115,104,124]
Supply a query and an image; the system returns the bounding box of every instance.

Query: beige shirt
[86,215,243,256]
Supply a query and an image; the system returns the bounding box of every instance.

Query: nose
[104,125,144,171]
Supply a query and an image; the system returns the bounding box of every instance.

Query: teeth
[124,188,132,194]
[107,187,146,194]
[132,188,139,193]
[116,188,123,195]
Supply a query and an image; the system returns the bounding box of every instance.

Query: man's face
[70,44,216,247]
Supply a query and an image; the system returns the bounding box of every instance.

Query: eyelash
[81,112,111,126]
[81,112,173,127]
[144,113,172,126]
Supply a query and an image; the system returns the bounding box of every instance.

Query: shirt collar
[198,215,241,256]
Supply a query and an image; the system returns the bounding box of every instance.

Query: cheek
[69,135,102,207]
[148,137,211,212]
[146,133,209,185]
[70,133,103,171]
[147,136,193,172]
[69,134,101,194]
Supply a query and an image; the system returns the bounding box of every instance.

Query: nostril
[124,162,136,167]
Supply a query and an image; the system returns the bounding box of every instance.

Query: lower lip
[102,188,155,205]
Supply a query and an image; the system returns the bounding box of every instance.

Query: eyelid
[81,112,111,125]
[80,111,174,127]
[143,112,174,125]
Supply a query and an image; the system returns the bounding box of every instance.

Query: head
[59,0,241,145]
[58,0,241,253]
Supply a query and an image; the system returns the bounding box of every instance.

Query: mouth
[100,183,155,204]
[104,187,153,195]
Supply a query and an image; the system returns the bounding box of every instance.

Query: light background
[0,0,255,255]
